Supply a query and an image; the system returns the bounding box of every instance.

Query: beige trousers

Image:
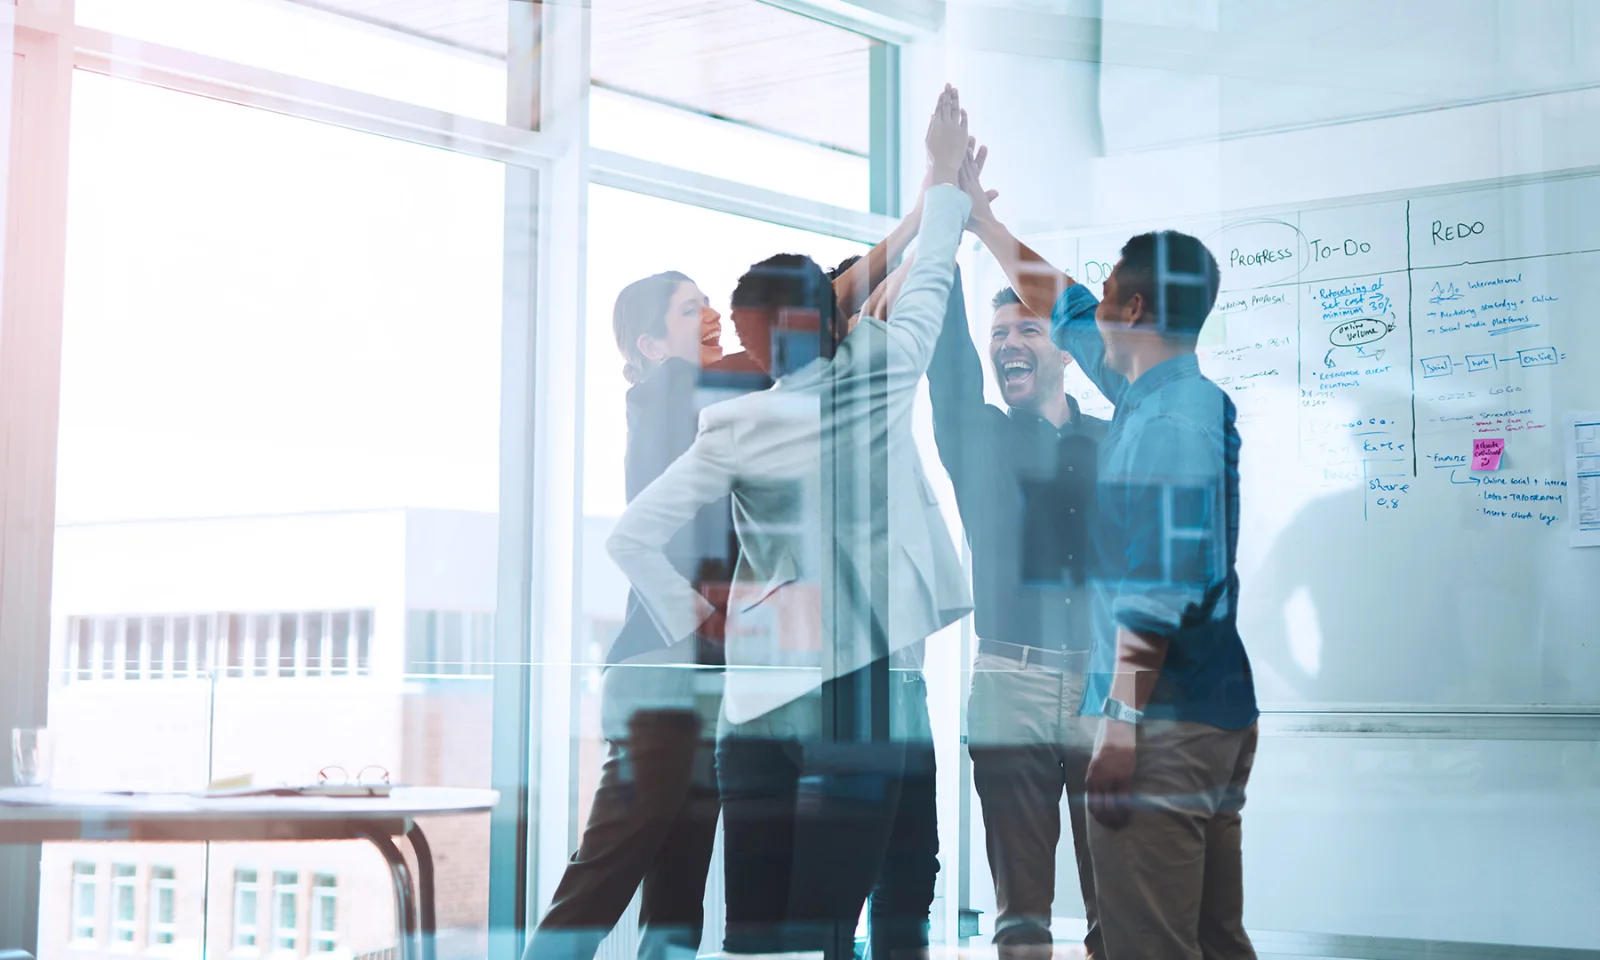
[1087,720,1259,960]
[967,651,1102,958]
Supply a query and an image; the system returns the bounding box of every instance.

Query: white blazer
[608,184,975,723]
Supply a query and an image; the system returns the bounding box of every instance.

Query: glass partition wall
[5,3,1599,960]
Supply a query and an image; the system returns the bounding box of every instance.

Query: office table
[0,786,498,960]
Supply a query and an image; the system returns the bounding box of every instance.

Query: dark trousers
[525,709,719,960]
[718,672,938,960]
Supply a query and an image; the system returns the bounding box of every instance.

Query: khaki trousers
[967,651,1102,959]
[1087,720,1258,960]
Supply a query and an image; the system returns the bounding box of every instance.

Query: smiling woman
[582,185,866,519]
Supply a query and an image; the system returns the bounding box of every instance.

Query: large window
[45,64,507,959]
[73,0,511,123]
[20,2,890,959]
[590,0,878,208]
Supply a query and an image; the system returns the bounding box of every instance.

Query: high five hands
[925,85,968,187]
[923,85,1001,225]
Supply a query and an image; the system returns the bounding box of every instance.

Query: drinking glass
[11,727,53,787]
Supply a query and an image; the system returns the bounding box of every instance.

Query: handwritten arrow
[1448,469,1481,486]
[1323,349,1337,369]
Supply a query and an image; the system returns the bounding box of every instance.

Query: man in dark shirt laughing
[928,276,1107,960]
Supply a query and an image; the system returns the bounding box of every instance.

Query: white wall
[917,0,1600,951]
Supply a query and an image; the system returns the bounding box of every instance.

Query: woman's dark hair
[613,271,692,384]
[827,255,863,281]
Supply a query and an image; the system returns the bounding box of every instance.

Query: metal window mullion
[487,2,556,952]
[72,27,562,171]
[113,618,127,681]
[868,42,900,218]
[320,611,333,678]
[589,148,892,245]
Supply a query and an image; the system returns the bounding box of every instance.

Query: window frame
[270,871,299,954]
[148,866,177,947]
[2,2,910,956]
[69,861,98,944]
[309,874,337,955]
[231,869,261,955]
[109,864,137,948]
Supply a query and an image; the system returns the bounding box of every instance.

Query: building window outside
[278,613,299,678]
[304,614,325,678]
[123,620,142,680]
[70,618,93,682]
[71,862,98,943]
[251,614,273,677]
[406,609,495,676]
[354,611,372,677]
[329,611,350,675]
[226,614,246,679]
[310,875,337,954]
[148,617,168,680]
[111,864,138,945]
[65,610,375,682]
[233,869,260,953]
[272,871,299,953]
[149,866,177,946]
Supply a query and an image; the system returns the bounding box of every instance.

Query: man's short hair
[991,286,1022,312]
[730,253,841,373]
[1114,231,1221,337]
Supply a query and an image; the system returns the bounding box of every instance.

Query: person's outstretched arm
[957,147,1129,407]
[958,145,1074,322]
[832,186,926,322]
[880,85,972,372]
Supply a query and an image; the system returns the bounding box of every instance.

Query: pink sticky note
[1472,437,1505,471]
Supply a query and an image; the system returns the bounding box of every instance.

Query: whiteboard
[1000,170,1600,709]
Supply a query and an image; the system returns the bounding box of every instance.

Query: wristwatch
[1102,696,1144,725]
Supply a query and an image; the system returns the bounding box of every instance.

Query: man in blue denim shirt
[957,147,1258,960]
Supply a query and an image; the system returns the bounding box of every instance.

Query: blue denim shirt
[1051,284,1258,730]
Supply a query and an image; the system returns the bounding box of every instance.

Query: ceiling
[294,0,875,154]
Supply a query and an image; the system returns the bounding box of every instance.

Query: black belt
[978,638,1087,672]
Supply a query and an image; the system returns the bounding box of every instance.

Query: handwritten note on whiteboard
[1566,414,1600,548]
[1472,438,1505,471]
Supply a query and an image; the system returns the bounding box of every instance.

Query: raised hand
[925,84,968,186]
[959,141,1000,230]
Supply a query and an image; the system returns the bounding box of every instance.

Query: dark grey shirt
[928,274,1107,653]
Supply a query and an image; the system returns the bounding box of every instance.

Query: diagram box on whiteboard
[1419,356,1454,378]
[1464,354,1497,372]
[1517,347,1559,368]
